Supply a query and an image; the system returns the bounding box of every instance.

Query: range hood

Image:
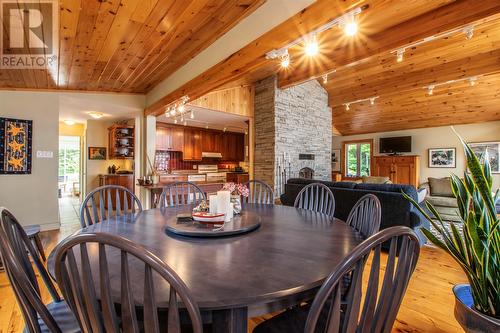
[201,152,222,159]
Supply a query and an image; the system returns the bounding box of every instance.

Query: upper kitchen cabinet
[108,124,134,159]
[221,132,244,161]
[183,128,203,161]
[202,130,223,153]
[156,124,184,151]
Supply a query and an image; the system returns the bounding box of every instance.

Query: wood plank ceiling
[144,0,500,135]
[0,0,265,92]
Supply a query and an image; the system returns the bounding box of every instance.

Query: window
[343,140,373,178]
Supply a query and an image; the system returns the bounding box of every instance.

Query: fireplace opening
[299,167,314,179]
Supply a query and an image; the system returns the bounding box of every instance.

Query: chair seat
[23,225,41,237]
[24,300,80,333]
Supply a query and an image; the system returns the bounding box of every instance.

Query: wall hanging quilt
[0,117,33,174]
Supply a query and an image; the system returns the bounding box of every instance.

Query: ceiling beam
[144,0,365,116]
[278,0,500,89]
[328,48,500,105]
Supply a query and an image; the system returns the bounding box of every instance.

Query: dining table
[48,203,365,333]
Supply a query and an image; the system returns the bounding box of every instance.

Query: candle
[225,203,234,222]
[216,190,231,218]
[209,195,218,213]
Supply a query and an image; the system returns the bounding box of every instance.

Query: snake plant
[404,134,499,319]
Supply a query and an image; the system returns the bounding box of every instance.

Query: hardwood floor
[0,229,466,333]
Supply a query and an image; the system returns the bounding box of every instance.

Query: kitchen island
[139,181,225,208]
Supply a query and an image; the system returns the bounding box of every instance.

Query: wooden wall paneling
[189,86,255,117]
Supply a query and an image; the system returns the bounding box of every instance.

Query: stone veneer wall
[254,75,332,194]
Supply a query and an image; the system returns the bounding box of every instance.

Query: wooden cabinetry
[221,132,244,161]
[183,128,202,161]
[108,125,134,159]
[372,155,420,187]
[99,175,134,208]
[156,125,184,151]
[226,172,249,184]
[201,130,222,153]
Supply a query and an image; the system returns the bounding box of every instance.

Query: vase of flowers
[222,182,249,214]
[404,130,499,332]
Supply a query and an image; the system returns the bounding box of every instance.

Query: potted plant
[404,134,499,332]
[222,182,249,214]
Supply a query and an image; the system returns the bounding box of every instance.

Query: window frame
[341,139,374,179]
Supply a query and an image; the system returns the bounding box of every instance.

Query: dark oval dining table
[48,204,364,333]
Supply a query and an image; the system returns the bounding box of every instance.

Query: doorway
[58,136,82,232]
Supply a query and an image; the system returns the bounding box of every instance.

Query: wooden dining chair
[0,208,80,333]
[80,185,142,228]
[159,181,206,208]
[24,224,46,261]
[243,180,274,204]
[346,194,381,238]
[253,226,420,333]
[53,232,203,333]
[294,183,335,219]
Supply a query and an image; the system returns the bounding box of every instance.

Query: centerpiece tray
[164,210,261,238]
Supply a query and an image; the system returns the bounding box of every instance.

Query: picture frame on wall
[469,142,500,173]
[428,148,456,168]
[0,117,33,174]
[332,149,341,172]
[88,147,107,160]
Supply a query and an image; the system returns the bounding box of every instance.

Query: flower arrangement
[222,182,249,197]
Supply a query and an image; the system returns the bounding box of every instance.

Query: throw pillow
[428,177,454,197]
[362,176,391,184]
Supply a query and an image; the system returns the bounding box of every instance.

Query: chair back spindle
[54,232,203,333]
[294,183,335,219]
[80,185,142,228]
[243,180,274,205]
[159,182,206,208]
[346,194,381,238]
[304,226,420,333]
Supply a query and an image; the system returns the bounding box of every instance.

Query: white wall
[0,91,60,229]
[332,121,500,191]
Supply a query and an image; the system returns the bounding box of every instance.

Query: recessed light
[64,120,75,126]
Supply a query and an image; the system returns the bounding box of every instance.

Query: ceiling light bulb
[304,35,319,56]
[344,16,358,36]
[190,110,194,119]
[88,112,103,119]
[469,77,477,86]
[370,98,375,106]
[345,103,350,111]
[165,112,170,118]
[280,53,290,68]
[245,129,248,135]
[183,120,187,126]
[64,120,75,126]
[178,104,185,113]
[464,26,474,40]
[322,74,328,84]
[174,118,178,124]
[205,123,209,129]
[396,49,404,62]
[428,85,434,95]
[223,127,227,132]
[170,109,176,116]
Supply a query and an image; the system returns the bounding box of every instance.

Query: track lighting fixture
[223,127,227,132]
[322,74,328,84]
[190,110,194,119]
[423,75,480,95]
[174,118,178,124]
[343,96,379,110]
[265,7,364,66]
[391,24,475,62]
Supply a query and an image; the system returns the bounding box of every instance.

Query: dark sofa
[280,178,429,245]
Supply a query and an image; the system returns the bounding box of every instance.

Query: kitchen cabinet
[201,130,222,153]
[372,155,420,187]
[99,174,134,208]
[156,125,184,151]
[183,128,202,161]
[221,132,244,161]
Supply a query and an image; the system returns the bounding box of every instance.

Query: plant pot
[453,284,500,333]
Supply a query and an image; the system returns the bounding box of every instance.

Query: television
[379,136,412,154]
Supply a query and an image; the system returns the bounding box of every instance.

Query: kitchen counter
[99,173,134,177]
[138,181,225,189]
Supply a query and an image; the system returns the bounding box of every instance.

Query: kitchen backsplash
[155,151,239,172]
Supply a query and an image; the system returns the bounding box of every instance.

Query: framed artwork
[332,149,341,172]
[0,117,33,174]
[88,147,106,160]
[469,142,499,173]
[428,148,456,168]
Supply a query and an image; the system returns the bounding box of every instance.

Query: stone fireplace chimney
[254,75,332,194]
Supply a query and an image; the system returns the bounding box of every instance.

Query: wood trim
[341,139,374,179]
